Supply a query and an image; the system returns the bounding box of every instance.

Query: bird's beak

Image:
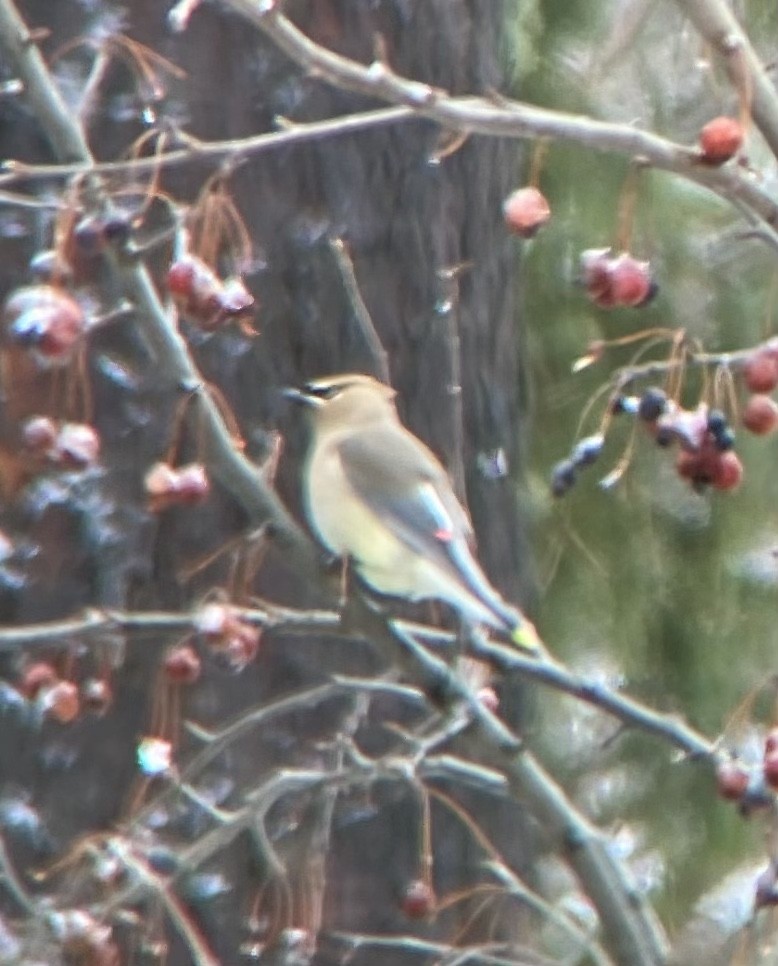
[282,386,325,409]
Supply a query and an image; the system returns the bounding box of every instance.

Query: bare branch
[221,0,778,244]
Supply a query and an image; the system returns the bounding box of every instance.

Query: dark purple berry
[713,426,736,451]
[707,409,727,436]
[638,387,667,422]
[572,434,604,467]
[550,459,577,497]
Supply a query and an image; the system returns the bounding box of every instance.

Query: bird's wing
[337,425,534,645]
[337,426,474,569]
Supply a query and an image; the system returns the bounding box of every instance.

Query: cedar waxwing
[287,374,539,652]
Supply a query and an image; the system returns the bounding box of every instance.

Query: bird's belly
[307,452,421,594]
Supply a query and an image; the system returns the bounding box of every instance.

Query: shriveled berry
[503,186,551,238]
[743,351,778,393]
[743,394,778,435]
[401,879,436,919]
[638,387,667,422]
[550,459,577,497]
[699,116,744,164]
[164,644,201,685]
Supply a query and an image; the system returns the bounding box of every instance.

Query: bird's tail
[447,543,541,653]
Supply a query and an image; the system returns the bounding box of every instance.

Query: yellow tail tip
[511,621,541,654]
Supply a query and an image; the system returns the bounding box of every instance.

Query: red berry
[712,449,743,490]
[21,415,59,456]
[41,680,80,723]
[743,351,778,393]
[4,285,85,364]
[401,879,436,919]
[174,463,210,504]
[699,116,744,164]
[608,253,652,307]
[167,254,225,328]
[164,644,201,684]
[166,257,197,297]
[144,461,179,509]
[715,760,749,800]
[743,394,778,435]
[56,422,100,468]
[145,462,210,511]
[503,186,551,238]
[19,662,58,699]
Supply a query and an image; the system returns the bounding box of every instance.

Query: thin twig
[328,237,390,384]
[0,106,415,186]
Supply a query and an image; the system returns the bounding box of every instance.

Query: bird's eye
[305,383,340,400]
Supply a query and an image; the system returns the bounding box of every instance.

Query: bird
[286,373,539,652]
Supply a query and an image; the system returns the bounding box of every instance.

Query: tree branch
[221,0,778,242]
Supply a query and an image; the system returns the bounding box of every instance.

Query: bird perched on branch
[286,373,540,652]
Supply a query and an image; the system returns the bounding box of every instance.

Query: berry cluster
[580,248,655,309]
[741,343,778,435]
[144,461,211,512]
[16,662,112,724]
[715,728,778,814]
[551,386,749,497]
[21,416,100,470]
[167,253,255,331]
[194,603,261,672]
